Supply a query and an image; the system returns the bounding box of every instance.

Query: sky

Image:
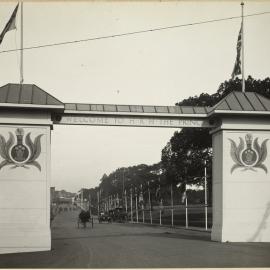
[1,1,270,193]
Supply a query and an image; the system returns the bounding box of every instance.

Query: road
[0,209,270,268]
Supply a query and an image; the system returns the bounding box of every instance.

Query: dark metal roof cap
[209,91,270,115]
[0,83,64,110]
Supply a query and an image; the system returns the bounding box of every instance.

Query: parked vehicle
[108,207,128,223]
[98,212,112,223]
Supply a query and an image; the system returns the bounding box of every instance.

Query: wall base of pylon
[0,118,52,254]
[211,121,270,242]
[0,226,51,254]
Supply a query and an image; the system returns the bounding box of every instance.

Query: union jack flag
[139,184,144,203]
[155,185,161,201]
[0,3,19,45]
[231,24,242,79]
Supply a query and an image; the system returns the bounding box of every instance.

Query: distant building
[75,188,93,211]
[50,188,76,204]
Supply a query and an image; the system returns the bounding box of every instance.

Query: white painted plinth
[0,123,51,254]
[211,122,270,242]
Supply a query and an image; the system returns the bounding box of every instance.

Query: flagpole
[20,1,23,84]
[125,189,127,213]
[135,187,138,223]
[241,2,245,92]
[148,182,152,224]
[170,183,174,227]
[130,188,133,222]
[141,184,145,223]
[89,193,92,216]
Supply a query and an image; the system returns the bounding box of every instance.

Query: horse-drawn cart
[77,210,94,228]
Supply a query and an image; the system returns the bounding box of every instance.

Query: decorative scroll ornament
[0,128,43,171]
[229,133,268,173]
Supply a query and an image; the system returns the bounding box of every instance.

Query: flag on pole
[139,184,144,203]
[0,3,19,45]
[155,184,161,201]
[181,191,186,203]
[231,24,242,79]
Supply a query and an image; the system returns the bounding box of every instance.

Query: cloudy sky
[1,1,270,192]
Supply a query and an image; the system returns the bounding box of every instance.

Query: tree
[162,76,270,200]
[96,76,270,206]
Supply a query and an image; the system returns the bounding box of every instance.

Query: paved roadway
[0,209,270,268]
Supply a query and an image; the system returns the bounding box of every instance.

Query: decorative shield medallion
[10,128,30,163]
[229,133,268,173]
[0,128,43,171]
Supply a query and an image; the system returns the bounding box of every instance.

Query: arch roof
[0,84,270,117]
[0,83,64,110]
[208,91,270,116]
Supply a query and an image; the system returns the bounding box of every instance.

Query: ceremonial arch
[0,83,270,254]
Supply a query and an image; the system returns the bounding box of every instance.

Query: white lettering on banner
[58,115,212,128]
[149,119,155,125]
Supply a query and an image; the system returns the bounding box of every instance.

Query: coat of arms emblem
[229,133,268,173]
[0,128,43,171]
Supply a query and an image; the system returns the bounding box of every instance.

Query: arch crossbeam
[54,103,213,128]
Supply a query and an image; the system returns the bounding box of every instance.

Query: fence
[97,184,212,230]
[132,204,212,229]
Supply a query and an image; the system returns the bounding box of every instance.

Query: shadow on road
[53,230,211,242]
